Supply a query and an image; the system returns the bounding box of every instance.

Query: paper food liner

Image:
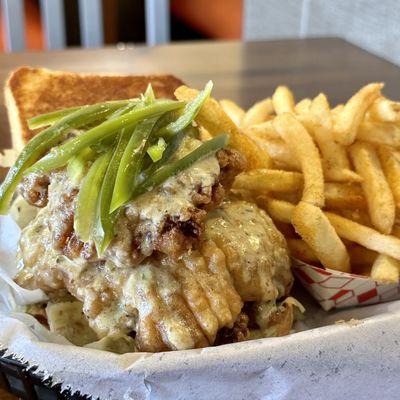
[293,260,400,311]
[0,149,19,168]
[2,214,400,400]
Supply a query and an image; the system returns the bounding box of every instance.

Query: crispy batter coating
[15,142,292,351]
[205,201,293,302]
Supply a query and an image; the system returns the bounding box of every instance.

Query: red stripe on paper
[330,289,349,301]
[358,288,378,303]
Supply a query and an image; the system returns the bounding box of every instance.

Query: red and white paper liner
[292,259,400,311]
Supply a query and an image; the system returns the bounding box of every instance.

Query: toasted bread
[5,67,184,150]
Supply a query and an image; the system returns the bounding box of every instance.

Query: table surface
[1,38,400,152]
[0,38,399,400]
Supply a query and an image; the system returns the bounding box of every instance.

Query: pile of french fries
[175,82,400,284]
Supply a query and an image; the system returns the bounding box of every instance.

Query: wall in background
[244,0,400,66]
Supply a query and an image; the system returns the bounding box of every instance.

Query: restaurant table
[0,38,400,400]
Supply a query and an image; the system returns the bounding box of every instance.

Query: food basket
[293,260,400,311]
[0,351,86,400]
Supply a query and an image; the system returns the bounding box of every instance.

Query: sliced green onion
[0,101,127,214]
[74,151,112,243]
[147,137,167,162]
[26,100,184,175]
[110,117,160,212]
[92,129,131,254]
[106,100,139,120]
[158,81,213,137]
[132,134,228,201]
[143,84,155,105]
[28,107,81,129]
[28,99,138,130]
[67,147,96,184]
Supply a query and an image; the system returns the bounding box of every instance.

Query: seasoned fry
[294,98,312,115]
[357,121,400,147]
[230,188,255,203]
[370,254,400,283]
[272,191,301,204]
[350,142,395,234]
[273,114,324,207]
[272,86,295,115]
[339,209,371,227]
[199,126,213,141]
[309,94,362,183]
[243,120,280,140]
[331,104,344,114]
[310,93,332,130]
[233,169,303,193]
[324,182,366,210]
[333,83,383,145]
[287,239,319,264]
[377,146,400,209]
[368,97,400,123]
[241,98,274,128]
[220,99,245,126]
[292,201,350,272]
[324,168,363,183]
[257,197,293,224]
[252,138,300,171]
[263,198,400,262]
[175,85,273,169]
[326,211,400,260]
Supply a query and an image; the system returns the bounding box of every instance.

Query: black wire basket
[0,350,87,400]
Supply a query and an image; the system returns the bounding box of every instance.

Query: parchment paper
[1,214,400,400]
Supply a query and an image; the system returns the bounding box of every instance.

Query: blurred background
[0,0,398,65]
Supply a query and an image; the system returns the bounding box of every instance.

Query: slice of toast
[5,67,184,150]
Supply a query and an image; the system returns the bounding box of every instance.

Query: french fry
[309,94,362,183]
[233,169,303,193]
[377,146,400,209]
[324,168,363,183]
[220,99,245,127]
[272,86,295,115]
[326,211,400,260]
[241,98,274,128]
[294,98,312,115]
[271,191,301,204]
[199,126,213,141]
[333,83,383,145]
[253,138,300,171]
[175,85,273,170]
[368,97,400,123]
[257,197,293,224]
[243,120,280,140]
[310,93,333,130]
[370,254,400,283]
[292,201,350,272]
[357,121,400,147]
[287,238,319,264]
[350,142,395,234]
[339,209,372,227]
[263,198,400,261]
[230,188,255,203]
[273,114,324,207]
[324,182,366,210]
[331,104,344,118]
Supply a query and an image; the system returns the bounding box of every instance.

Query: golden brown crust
[5,67,184,146]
